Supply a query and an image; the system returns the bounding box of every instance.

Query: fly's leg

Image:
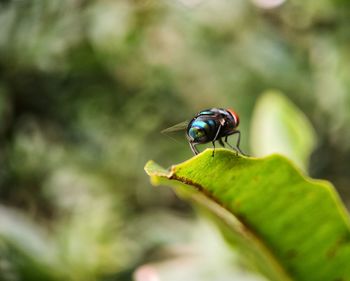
[218,138,225,147]
[225,135,239,155]
[189,142,199,155]
[213,125,222,142]
[234,131,247,156]
[225,131,247,156]
[211,125,222,157]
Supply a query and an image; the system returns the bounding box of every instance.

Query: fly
[162,108,246,156]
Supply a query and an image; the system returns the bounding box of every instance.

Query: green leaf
[144,149,350,281]
[250,91,317,171]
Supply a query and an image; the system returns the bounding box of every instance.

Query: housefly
[162,108,245,156]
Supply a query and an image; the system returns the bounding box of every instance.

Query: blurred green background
[1,0,350,280]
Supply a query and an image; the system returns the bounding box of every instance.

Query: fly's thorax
[219,117,237,136]
[217,109,239,137]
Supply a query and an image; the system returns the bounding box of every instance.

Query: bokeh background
[1,0,350,280]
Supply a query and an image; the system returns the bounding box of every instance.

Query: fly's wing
[161,121,189,134]
[161,120,189,144]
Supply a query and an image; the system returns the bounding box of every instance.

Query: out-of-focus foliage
[251,91,316,171]
[1,0,350,280]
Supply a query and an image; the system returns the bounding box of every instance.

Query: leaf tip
[144,160,173,178]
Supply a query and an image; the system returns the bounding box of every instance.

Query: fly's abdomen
[187,119,217,143]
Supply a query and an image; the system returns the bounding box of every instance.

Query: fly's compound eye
[188,126,206,142]
[227,109,240,127]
